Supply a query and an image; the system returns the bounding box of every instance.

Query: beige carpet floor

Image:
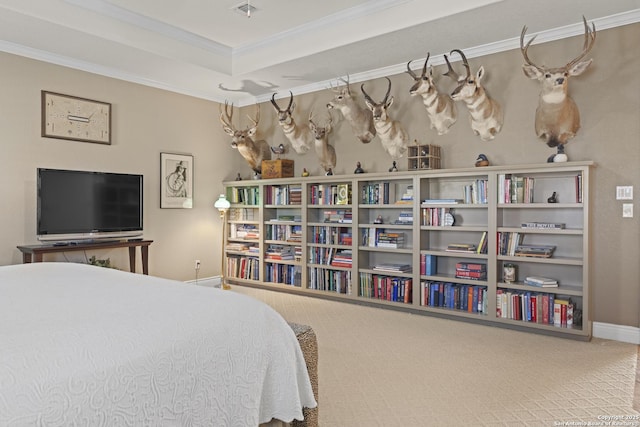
[232,285,640,427]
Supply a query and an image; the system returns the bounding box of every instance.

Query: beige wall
[1,23,638,328]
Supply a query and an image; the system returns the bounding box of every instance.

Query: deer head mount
[219,101,271,173]
[407,53,457,135]
[361,77,410,160]
[270,91,313,154]
[520,16,596,147]
[308,110,336,173]
[327,75,376,144]
[444,49,503,141]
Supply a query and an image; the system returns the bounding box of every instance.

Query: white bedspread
[0,262,316,426]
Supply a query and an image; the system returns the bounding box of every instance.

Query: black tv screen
[37,168,143,242]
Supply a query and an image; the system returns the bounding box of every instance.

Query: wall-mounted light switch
[616,186,633,200]
[622,203,633,218]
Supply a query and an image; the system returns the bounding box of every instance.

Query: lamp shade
[214,194,231,211]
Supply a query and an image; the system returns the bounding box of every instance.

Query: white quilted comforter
[0,262,316,426]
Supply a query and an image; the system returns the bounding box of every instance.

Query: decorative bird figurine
[475,154,490,167]
[270,143,286,159]
[547,144,568,163]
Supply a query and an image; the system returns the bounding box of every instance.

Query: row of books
[264,184,302,205]
[308,247,352,267]
[264,263,301,286]
[229,207,255,221]
[309,226,352,245]
[420,254,437,276]
[309,183,349,205]
[265,224,302,242]
[225,255,259,281]
[498,175,535,204]
[421,207,453,227]
[228,186,259,205]
[361,182,396,205]
[359,273,413,304]
[496,290,577,328]
[462,179,489,204]
[308,267,352,294]
[420,281,488,314]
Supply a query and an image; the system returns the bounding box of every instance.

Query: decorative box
[261,159,294,179]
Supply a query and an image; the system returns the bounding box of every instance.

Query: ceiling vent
[232,2,258,17]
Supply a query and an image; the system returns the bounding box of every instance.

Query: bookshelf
[223,161,593,339]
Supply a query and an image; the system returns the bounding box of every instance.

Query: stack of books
[514,244,556,258]
[376,232,404,249]
[446,243,477,253]
[372,263,412,273]
[524,276,558,287]
[330,250,352,268]
[265,245,294,261]
[393,210,413,225]
[455,262,487,280]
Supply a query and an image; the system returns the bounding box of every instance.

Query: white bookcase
[223,161,592,339]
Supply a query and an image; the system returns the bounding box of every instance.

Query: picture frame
[41,91,111,144]
[160,152,193,209]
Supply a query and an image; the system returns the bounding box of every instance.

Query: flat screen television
[37,168,143,242]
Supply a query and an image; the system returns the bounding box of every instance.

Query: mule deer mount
[308,110,336,174]
[407,53,457,135]
[326,76,376,144]
[444,49,503,141]
[270,91,314,154]
[520,16,596,147]
[219,101,271,173]
[361,77,410,160]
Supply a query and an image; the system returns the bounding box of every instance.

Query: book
[422,198,463,204]
[524,276,558,285]
[521,222,566,229]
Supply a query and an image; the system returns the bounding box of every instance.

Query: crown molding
[249,9,640,107]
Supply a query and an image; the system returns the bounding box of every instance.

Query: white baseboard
[185,276,220,288]
[182,279,640,345]
[593,322,640,344]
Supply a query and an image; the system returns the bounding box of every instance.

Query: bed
[0,262,316,426]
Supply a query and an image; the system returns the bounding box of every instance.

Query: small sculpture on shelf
[235,173,242,181]
[475,154,490,167]
[547,191,558,203]
[547,144,568,163]
[388,161,398,172]
[354,161,365,174]
[301,168,310,177]
[374,215,384,224]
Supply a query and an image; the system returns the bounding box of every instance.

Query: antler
[270,91,294,113]
[219,100,234,129]
[360,83,374,105]
[382,77,392,104]
[521,16,596,71]
[444,49,471,82]
[407,52,430,79]
[567,16,596,69]
[247,104,260,129]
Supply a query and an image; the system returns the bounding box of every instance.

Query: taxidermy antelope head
[270,91,313,154]
[219,101,271,173]
[326,75,376,144]
[444,49,503,141]
[361,77,410,160]
[407,53,457,135]
[520,16,596,147]
[308,110,336,174]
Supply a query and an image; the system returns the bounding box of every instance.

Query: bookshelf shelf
[223,161,592,339]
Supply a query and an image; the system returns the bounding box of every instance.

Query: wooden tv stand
[17,240,153,275]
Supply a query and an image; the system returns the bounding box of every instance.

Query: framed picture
[41,91,111,144]
[160,152,193,209]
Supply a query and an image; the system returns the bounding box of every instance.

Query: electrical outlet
[623,203,633,218]
[195,259,201,270]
